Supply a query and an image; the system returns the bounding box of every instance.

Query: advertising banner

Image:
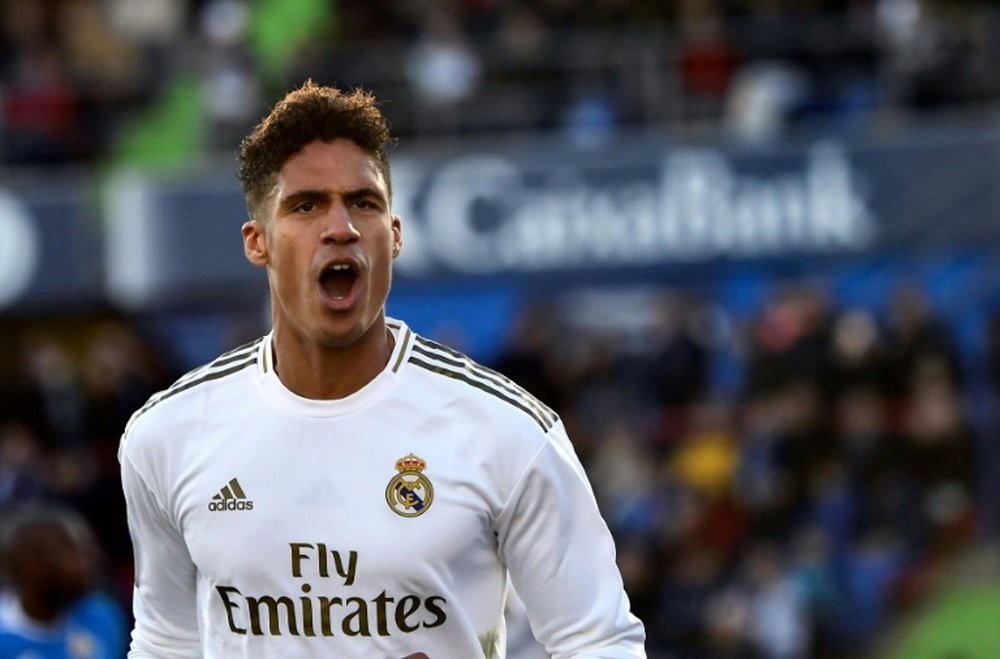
[3,129,999,312]
[0,179,103,313]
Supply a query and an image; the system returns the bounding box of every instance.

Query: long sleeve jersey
[119,319,646,657]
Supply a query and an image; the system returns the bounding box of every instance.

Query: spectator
[0,421,47,503]
[742,541,812,659]
[674,0,743,122]
[647,293,711,409]
[703,587,762,659]
[788,526,846,657]
[490,300,568,410]
[828,308,887,394]
[902,370,976,553]
[652,541,726,655]
[406,4,482,133]
[883,284,961,398]
[195,0,264,152]
[0,0,83,163]
[0,501,127,658]
[21,336,86,449]
[745,285,834,398]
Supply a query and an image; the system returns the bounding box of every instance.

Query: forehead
[275,139,387,196]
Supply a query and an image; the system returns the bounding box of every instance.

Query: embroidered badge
[386,454,434,517]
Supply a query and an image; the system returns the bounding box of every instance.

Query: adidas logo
[208,478,254,511]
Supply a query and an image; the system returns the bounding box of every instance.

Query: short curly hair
[237,80,394,221]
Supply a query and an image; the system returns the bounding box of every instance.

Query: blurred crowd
[0,320,174,615]
[2,0,1000,165]
[0,279,987,657]
[492,282,979,657]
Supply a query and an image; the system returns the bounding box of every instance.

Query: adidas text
[209,499,254,512]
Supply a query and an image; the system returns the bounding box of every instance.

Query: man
[119,80,646,657]
[0,502,128,658]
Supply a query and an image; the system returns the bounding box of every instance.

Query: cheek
[267,236,310,293]
[270,230,306,268]
[376,241,397,274]
[363,246,394,295]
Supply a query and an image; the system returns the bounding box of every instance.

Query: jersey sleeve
[496,421,647,658]
[120,440,201,657]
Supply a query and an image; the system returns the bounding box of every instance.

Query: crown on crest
[395,453,426,473]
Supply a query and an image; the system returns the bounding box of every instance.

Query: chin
[316,317,375,348]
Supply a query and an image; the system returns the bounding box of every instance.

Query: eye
[296,201,317,213]
[353,199,379,210]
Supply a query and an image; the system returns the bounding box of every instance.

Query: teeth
[328,264,350,271]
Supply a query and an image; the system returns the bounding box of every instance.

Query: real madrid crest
[386,453,434,517]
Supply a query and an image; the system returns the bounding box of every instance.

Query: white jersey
[119,319,645,658]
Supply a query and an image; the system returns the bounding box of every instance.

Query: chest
[169,411,503,591]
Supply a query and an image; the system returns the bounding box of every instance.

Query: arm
[496,422,646,658]
[120,449,201,657]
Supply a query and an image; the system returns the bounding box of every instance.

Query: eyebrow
[277,187,386,210]
[343,187,387,207]
[277,189,329,209]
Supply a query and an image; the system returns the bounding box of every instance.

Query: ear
[242,219,268,267]
[391,214,403,259]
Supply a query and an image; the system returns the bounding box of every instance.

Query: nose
[319,202,361,244]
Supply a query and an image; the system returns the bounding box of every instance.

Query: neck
[271,320,395,399]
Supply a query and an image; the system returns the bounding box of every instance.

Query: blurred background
[2,0,1000,656]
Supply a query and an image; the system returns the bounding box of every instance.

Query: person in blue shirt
[0,502,127,659]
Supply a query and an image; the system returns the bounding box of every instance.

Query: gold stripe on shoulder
[391,325,413,373]
[412,337,557,426]
[123,339,262,434]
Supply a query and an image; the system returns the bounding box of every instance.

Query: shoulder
[404,332,559,434]
[122,336,264,439]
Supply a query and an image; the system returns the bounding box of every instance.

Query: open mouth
[319,263,357,301]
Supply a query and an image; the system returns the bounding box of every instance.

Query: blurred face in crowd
[242,138,402,351]
[11,518,97,620]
